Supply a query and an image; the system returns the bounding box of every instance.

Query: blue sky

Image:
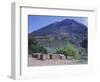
[28,15,88,33]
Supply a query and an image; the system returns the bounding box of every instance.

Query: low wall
[32,53,66,60]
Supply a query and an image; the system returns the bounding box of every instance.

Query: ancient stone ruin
[32,53,66,60]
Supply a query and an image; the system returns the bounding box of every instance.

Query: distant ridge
[30,19,87,36]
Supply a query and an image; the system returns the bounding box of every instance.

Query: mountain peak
[62,19,76,22]
[30,19,87,36]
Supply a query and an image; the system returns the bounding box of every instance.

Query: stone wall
[32,53,66,60]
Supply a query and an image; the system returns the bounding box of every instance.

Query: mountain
[80,38,88,48]
[29,19,88,61]
[30,19,87,36]
[29,19,87,54]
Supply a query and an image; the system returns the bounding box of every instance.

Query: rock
[32,53,42,59]
[59,54,66,60]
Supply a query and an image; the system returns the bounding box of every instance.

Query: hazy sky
[28,15,88,33]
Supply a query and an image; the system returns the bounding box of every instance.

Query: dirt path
[28,56,81,66]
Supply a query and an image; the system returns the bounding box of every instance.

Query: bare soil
[28,55,82,66]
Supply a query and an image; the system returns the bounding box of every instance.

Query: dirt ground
[28,55,83,66]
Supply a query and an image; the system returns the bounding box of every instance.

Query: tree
[28,37,38,46]
[28,37,47,54]
[56,44,80,59]
[31,45,47,54]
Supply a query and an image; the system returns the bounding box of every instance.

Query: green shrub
[28,37,38,46]
[28,37,47,54]
[56,48,68,56]
[56,44,80,59]
[31,45,47,54]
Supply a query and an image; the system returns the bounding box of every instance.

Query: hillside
[29,19,88,61]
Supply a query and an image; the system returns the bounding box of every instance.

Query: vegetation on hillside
[28,37,47,54]
[56,44,80,59]
[28,19,87,62]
